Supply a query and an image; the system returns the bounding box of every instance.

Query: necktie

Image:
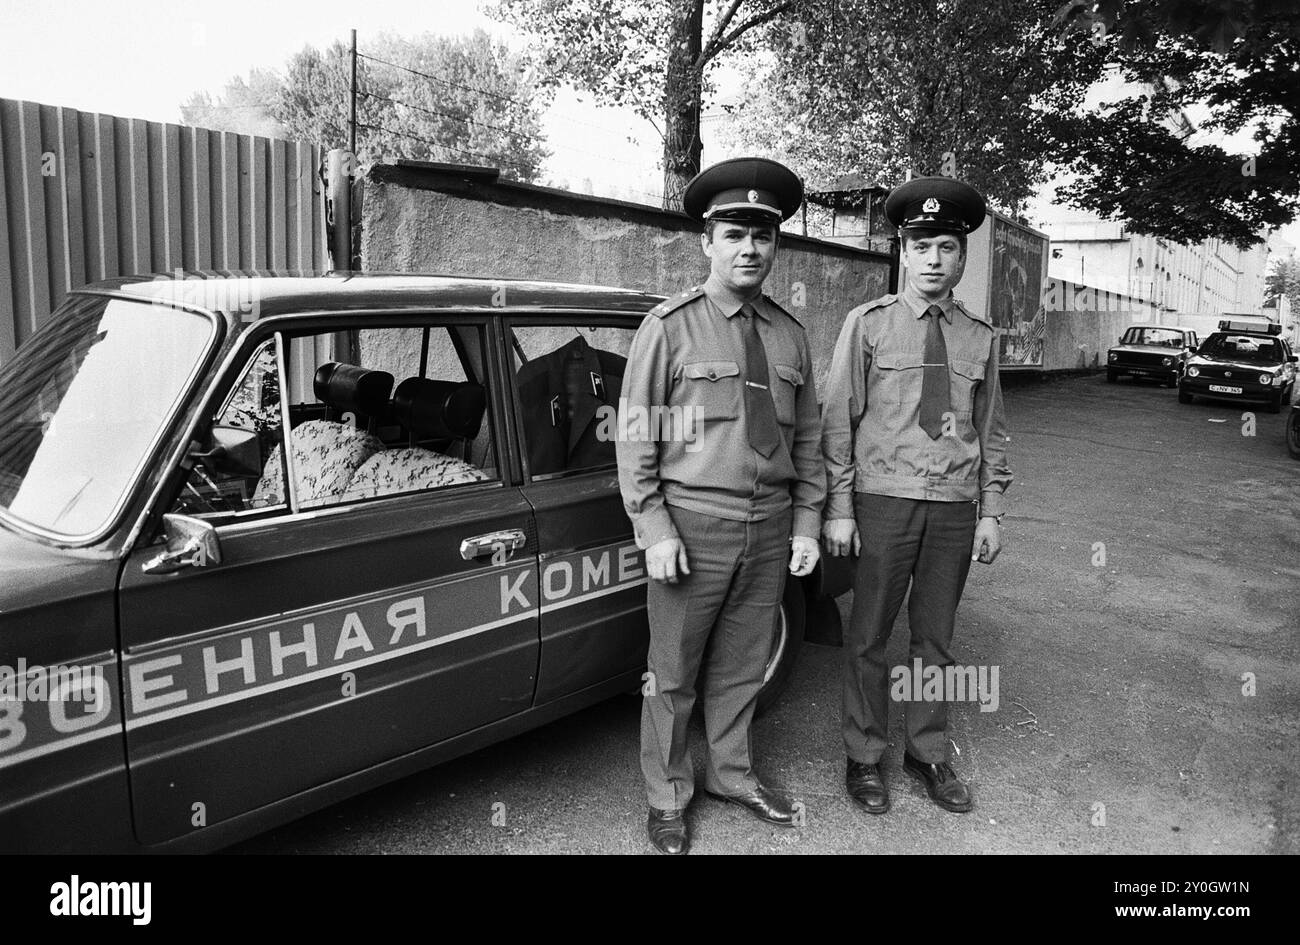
[741,303,781,457]
[918,304,950,439]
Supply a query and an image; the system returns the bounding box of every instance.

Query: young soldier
[617,158,825,854]
[821,176,1013,815]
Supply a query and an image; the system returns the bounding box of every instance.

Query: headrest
[314,362,395,417]
[393,378,486,440]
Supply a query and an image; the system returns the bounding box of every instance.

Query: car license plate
[1208,384,1242,394]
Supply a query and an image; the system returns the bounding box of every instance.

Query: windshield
[1122,327,1186,347]
[0,296,215,539]
[1198,333,1282,364]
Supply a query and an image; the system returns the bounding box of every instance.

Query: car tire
[1267,392,1282,414]
[1164,373,1178,388]
[1287,410,1300,460]
[756,578,807,716]
[1178,386,1193,404]
[1106,369,1117,383]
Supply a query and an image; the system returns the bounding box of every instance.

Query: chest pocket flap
[685,361,741,382]
[951,358,987,381]
[774,364,803,386]
[873,350,925,371]
[682,360,741,420]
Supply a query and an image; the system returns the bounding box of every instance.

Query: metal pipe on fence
[324,149,354,272]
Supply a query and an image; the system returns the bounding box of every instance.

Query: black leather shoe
[903,752,972,813]
[846,759,891,814]
[647,807,689,855]
[706,784,796,826]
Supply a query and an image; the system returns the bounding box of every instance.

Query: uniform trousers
[641,503,791,810]
[843,492,977,765]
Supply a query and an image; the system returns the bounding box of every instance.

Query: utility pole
[349,29,357,155]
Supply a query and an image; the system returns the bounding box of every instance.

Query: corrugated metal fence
[0,97,329,366]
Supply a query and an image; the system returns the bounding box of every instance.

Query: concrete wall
[358,163,892,392]
[1043,277,1156,371]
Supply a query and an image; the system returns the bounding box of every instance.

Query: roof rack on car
[1218,319,1280,335]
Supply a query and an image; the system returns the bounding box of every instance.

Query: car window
[510,322,636,479]
[1122,327,1185,347]
[170,340,285,520]
[176,323,500,522]
[1200,333,1282,363]
[0,296,216,538]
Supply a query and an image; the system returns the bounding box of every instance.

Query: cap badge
[747,189,759,203]
[922,197,940,213]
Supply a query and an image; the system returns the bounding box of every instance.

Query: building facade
[1040,217,1272,319]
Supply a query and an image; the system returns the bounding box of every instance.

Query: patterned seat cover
[252,420,384,508]
[344,447,489,500]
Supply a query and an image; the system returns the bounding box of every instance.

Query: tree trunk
[662,0,704,212]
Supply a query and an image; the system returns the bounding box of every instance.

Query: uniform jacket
[820,282,1013,520]
[616,276,826,548]
[516,334,626,476]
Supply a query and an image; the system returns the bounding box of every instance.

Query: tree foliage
[1053,0,1300,247]
[1265,255,1300,312]
[181,69,287,139]
[181,31,552,182]
[726,0,1106,217]
[492,0,796,206]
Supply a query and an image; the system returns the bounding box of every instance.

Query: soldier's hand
[646,537,690,584]
[789,535,820,577]
[822,518,860,557]
[971,517,1002,565]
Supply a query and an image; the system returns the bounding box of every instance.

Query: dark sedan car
[1107,325,1199,387]
[1178,321,1297,413]
[0,271,848,853]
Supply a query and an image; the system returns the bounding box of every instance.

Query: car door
[506,316,649,704]
[116,315,539,845]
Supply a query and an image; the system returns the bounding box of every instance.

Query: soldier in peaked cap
[616,158,825,854]
[820,176,1013,817]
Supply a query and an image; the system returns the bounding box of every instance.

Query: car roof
[73,270,666,318]
[1124,324,1196,331]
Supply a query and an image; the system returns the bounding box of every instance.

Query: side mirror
[143,513,222,574]
[1289,355,1298,364]
[190,425,262,479]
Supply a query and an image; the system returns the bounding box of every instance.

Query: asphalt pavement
[232,373,1298,854]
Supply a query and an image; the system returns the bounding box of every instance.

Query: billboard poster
[989,215,1048,367]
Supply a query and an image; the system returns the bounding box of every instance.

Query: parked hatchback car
[0,271,848,853]
[1178,320,1297,413]
[1107,325,1200,387]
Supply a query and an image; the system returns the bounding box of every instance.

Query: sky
[0,0,668,202]
[1,0,1295,253]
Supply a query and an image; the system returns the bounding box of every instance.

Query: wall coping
[367,161,893,266]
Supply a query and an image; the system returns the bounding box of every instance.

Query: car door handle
[460,529,527,561]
